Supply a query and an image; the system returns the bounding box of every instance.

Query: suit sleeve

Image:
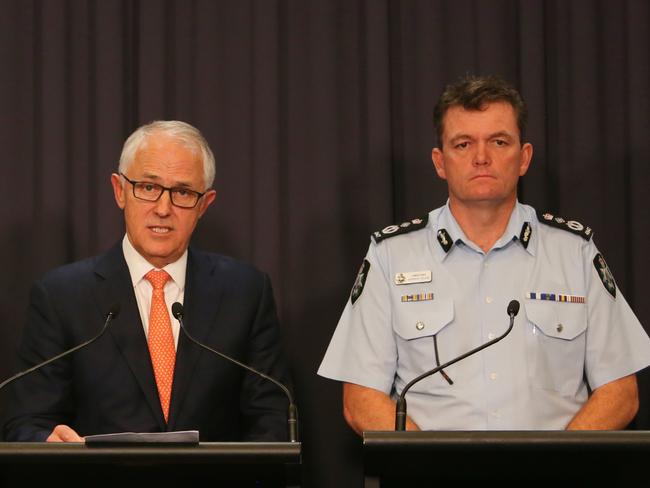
[3,281,76,441]
[238,273,292,441]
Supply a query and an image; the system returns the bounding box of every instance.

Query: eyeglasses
[120,173,206,209]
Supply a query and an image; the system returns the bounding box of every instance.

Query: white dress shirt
[122,235,187,349]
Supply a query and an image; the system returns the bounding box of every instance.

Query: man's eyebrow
[141,173,195,188]
[449,134,473,144]
[489,130,515,140]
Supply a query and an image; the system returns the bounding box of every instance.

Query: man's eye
[176,189,189,196]
[143,184,156,192]
[455,142,469,149]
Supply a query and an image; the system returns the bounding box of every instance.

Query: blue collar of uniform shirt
[432,200,537,261]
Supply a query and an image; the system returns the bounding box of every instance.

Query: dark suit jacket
[3,243,291,442]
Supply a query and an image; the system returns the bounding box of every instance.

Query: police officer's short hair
[433,75,528,147]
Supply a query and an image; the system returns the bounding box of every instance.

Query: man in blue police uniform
[318,75,650,433]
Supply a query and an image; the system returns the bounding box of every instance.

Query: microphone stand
[171,302,299,443]
[395,303,519,431]
[0,306,120,393]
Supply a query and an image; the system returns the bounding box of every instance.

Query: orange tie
[145,269,176,422]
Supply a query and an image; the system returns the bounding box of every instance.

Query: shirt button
[415,321,425,330]
[487,333,495,340]
[489,372,497,380]
[485,296,493,304]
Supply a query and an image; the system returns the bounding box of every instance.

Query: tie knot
[145,269,171,290]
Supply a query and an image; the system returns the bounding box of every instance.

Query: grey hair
[118,120,216,189]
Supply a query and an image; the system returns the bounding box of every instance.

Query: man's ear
[110,173,126,210]
[432,148,447,180]
[518,142,533,177]
[197,189,217,218]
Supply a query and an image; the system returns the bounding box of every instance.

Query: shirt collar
[434,200,536,258]
[122,234,188,289]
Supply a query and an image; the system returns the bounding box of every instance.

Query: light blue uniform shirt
[318,202,650,430]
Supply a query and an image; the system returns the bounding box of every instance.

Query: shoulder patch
[372,215,428,243]
[536,210,593,241]
[593,253,616,299]
[350,259,370,304]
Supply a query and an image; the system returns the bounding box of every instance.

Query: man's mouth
[149,226,171,234]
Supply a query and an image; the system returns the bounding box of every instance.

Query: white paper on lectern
[84,430,199,444]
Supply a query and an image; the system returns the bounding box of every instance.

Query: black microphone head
[107,302,121,319]
[172,302,184,320]
[507,300,520,317]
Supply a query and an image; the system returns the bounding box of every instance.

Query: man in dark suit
[3,121,291,442]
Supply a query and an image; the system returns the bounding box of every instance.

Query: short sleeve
[583,239,650,389]
[317,241,398,394]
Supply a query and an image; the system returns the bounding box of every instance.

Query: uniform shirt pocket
[525,301,587,396]
[393,298,454,390]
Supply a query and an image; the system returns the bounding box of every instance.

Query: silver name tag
[394,270,432,285]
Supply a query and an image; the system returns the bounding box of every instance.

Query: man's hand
[46,424,84,442]
[343,383,420,435]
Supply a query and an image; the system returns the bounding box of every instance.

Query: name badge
[394,270,432,285]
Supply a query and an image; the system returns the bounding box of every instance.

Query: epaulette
[371,215,429,243]
[537,210,593,241]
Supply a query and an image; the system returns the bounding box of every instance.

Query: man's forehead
[131,137,203,182]
[442,102,518,137]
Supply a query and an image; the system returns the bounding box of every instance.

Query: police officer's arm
[343,383,419,434]
[565,374,638,430]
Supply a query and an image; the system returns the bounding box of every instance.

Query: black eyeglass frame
[120,172,206,209]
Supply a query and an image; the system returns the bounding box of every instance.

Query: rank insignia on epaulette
[436,229,453,253]
[350,259,370,304]
[593,253,616,299]
[372,215,428,243]
[537,210,593,241]
[519,222,532,249]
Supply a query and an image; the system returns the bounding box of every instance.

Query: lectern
[0,442,301,488]
[363,431,650,487]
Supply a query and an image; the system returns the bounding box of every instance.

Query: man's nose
[473,142,490,166]
[154,190,173,215]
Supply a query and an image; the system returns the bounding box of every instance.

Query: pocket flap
[525,301,587,340]
[393,299,454,340]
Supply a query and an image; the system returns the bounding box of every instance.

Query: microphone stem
[395,312,516,431]
[0,311,117,393]
[176,316,299,442]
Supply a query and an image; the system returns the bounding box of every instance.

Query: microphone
[171,302,299,443]
[0,303,121,393]
[395,299,520,431]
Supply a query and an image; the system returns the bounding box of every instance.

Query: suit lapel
[167,248,223,430]
[92,243,166,430]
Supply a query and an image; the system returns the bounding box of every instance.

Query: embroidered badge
[394,270,432,285]
[526,292,586,303]
[350,259,370,304]
[519,222,532,249]
[436,229,453,253]
[372,216,428,243]
[401,293,434,302]
[537,210,593,241]
[593,253,616,299]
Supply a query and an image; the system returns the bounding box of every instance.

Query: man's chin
[141,245,183,268]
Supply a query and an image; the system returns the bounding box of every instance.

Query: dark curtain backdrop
[1,1,649,486]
